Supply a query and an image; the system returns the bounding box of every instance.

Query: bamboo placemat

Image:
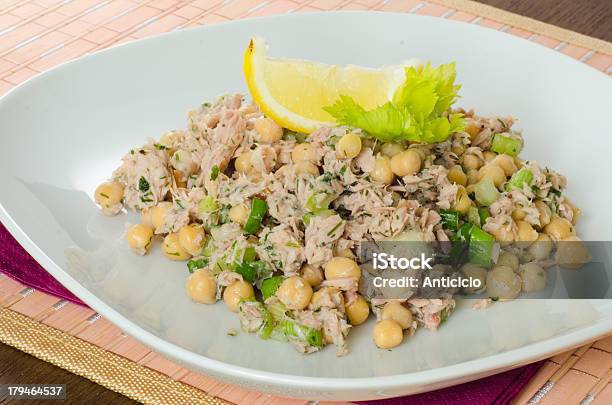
[0,1,611,404]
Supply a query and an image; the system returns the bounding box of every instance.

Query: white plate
[1,12,611,401]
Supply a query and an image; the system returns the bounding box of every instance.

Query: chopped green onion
[305,192,335,213]
[281,319,324,348]
[468,226,495,267]
[187,258,209,273]
[303,209,335,226]
[266,301,287,322]
[478,207,491,225]
[506,168,534,191]
[234,262,258,283]
[241,246,257,263]
[475,177,500,206]
[468,206,480,226]
[440,209,460,231]
[302,212,314,226]
[491,133,522,156]
[198,196,218,213]
[261,276,283,300]
[244,198,268,234]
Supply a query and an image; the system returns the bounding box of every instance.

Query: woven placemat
[0,1,611,404]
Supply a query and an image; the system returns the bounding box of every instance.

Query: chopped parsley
[138,177,150,193]
[154,143,168,150]
[210,165,220,181]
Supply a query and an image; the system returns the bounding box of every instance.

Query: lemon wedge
[243,37,412,133]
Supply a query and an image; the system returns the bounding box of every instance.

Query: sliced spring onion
[266,301,288,322]
[210,165,220,181]
[506,168,534,191]
[281,319,324,348]
[440,209,460,231]
[261,276,284,300]
[303,209,336,226]
[244,198,268,234]
[257,308,275,340]
[468,206,480,226]
[475,177,500,206]
[241,246,257,263]
[478,207,491,225]
[198,196,218,213]
[305,192,335,213]
[491,133,522,156]
[234,262,258,283]
[186,258,209,273]
[468,226,495,267]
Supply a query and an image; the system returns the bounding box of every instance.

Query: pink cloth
[0,222,541,404]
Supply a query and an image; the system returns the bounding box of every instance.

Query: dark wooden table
[1,1,610,404]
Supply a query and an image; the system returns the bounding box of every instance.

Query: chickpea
[461,263,487,294]
[462,154,483,171]
[291,143,316,163]
[555,236,591,270]
[528,233,553,261]
[171,149,197,175]
[141,207,153,227]
[478,164,506,188]
[229,204,249,226]
[178,224,205,256]
[254,117,283,143]
[311,287,344,309]
[452,186,472,215]
[467,169,480,185]
[380,142,405,158]
[94,182,124,211]
[496,251,519,272]
[333,246,355,259]
[517,220,538,245]
[381,301,414,329]
[336,133,362,159]
[483,151,497,162]
[223,280,255,312]
[293,160,319,176]
[390,150,422,177]
[534,201,552,228]
[370,156,395,184]
[564,198,581,225]
[126,224,154,255]
[234,151,253,174]
[447,165,467,186]
[486,265,521,300]
[520,263,547,293]
[543,216,575,241]
[324,257,361,281]
[451,145,465,156]
[491,154,518,176]
[300,264,323,287]
[149,202,173,232]
[345,295,370,326]
[276,276,313,310]
[465,121,480,140]
[159,130,182,147]
[162,233,191,261]
[512,209,526,221]
[373,320,403,349]
[186,269,217,304]
[173,169,187,188]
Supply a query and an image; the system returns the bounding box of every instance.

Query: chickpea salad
[95,61,583,356]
